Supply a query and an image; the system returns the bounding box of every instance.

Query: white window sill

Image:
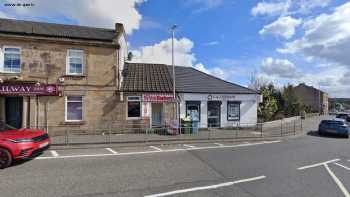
[127,117,142,120]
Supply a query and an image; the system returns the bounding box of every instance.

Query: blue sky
[0,0,350,97]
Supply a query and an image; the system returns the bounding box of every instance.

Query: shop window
[227,101,240,121]
[65,96,83,121]
[2,47,21,73]
[67,49,84,75]
[127,96,141,118]
[186,101,201,121]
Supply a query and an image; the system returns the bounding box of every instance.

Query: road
[2,133,350,197]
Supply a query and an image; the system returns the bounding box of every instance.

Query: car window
[0,121,16,132]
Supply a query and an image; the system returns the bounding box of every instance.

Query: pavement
[50,115,330,147]
[2,129,350,197]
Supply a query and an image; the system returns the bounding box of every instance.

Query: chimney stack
[115,23,124,34]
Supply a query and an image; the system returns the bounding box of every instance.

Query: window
[127,96,141,118]
[65,96,83,121]
[67,49,84,75]
[186,101,201,121]
[2,47,21,73]
[227,101,240,121]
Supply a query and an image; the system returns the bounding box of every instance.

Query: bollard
[294,119,296,135]
[260,123,263,137]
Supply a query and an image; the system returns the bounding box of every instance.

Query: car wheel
[0,148,12,169]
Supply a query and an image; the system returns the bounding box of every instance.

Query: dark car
[336,113,350,122]
[318,119,349,138]
[0,121,50,169]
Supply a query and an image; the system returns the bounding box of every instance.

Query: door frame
[5,96,23,128]
[207,101,221,128]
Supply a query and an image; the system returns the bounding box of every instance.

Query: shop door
[207,101,221,128]
[5,97,23,129]
[152,103,163,128]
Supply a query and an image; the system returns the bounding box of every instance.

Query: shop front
[179,93,260,128]
[141,93,175,128]
[0,83,59,129]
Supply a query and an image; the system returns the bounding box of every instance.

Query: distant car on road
[318,119,349,138]
[336,113,350,122]
[0,121,50,169]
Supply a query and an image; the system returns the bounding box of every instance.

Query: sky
[0,0,349,98]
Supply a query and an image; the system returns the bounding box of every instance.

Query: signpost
[0,84,59,96]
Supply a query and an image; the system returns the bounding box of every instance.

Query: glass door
[207,101,221,128]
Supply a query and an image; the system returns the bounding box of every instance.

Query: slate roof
[0,18,116,41]
[122,63,257,94]
[169,66,258,94]
[122,63,173,93]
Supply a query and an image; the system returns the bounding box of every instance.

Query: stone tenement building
[0,18,129,135]
[294,83,329,115]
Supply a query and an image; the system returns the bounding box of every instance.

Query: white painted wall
[179,93,258,128]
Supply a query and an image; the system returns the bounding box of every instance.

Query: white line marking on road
[214,143,224,146]
[149,146,163,151]
[334,162,350,171]
[298,159,340,170]
[35,140,281,160]
[144,175,266,197]
[105,148,118,154]
[324,164,350,197]
[184,144,196,148]
[50,150,59,157]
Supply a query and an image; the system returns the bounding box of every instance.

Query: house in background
[294,83,329,114]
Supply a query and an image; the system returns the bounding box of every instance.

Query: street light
[170,24,179,131]
[170,24,177,100]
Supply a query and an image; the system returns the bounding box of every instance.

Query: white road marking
[105,148,118,154]
[214,143,224,146]
[324,164,350,197]
[298,159,340,170]
[184,144,196,148]
[149,146,163,151]
[334,162,350,171]
[50,150,59,157]
[35,140,281,160]
[144,175,266,197]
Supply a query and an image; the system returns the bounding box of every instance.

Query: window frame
[127,96,141,119]
[227,101,241,121]
[66,49,84,76]
[186,101,201,122]
[2,46,21,73]
[65,96,84,122]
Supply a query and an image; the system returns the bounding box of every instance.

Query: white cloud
[194,63,230,80]
[251,1,290,16]
[186,0,224,13]
[202,41,219,46]
[298,0,331,14]
[278,2,350,68]
[261,57,301,78]
[2,0,145,34]
[259,16,302,39]
[131,37,196,67]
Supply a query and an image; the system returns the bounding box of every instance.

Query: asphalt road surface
[2,133,350,197]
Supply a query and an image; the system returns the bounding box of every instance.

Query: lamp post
[170,24,179,131]
[171,24,177,100]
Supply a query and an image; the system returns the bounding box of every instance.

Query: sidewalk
[50,115,332,149]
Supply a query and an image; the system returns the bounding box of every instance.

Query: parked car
[336,113,350,122]
[318,119,349,138]
[0,121,50,169]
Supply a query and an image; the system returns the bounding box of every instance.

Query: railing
[30,115,327,146]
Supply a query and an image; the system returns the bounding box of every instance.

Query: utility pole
[170,25,179,131]
[171,25,177,101]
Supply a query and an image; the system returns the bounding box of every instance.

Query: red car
[0,121,50,169]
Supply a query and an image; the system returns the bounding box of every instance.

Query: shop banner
[143,94,174,103]
[0,84,59,96]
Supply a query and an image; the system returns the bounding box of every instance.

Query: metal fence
[33,116,320,146]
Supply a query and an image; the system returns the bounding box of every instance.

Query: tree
[248,70,269,91]
[258,85,279,121]
[282,84,302,117]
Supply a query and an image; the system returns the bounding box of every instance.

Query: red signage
[0,84,59,96]
[143,94,174,102]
